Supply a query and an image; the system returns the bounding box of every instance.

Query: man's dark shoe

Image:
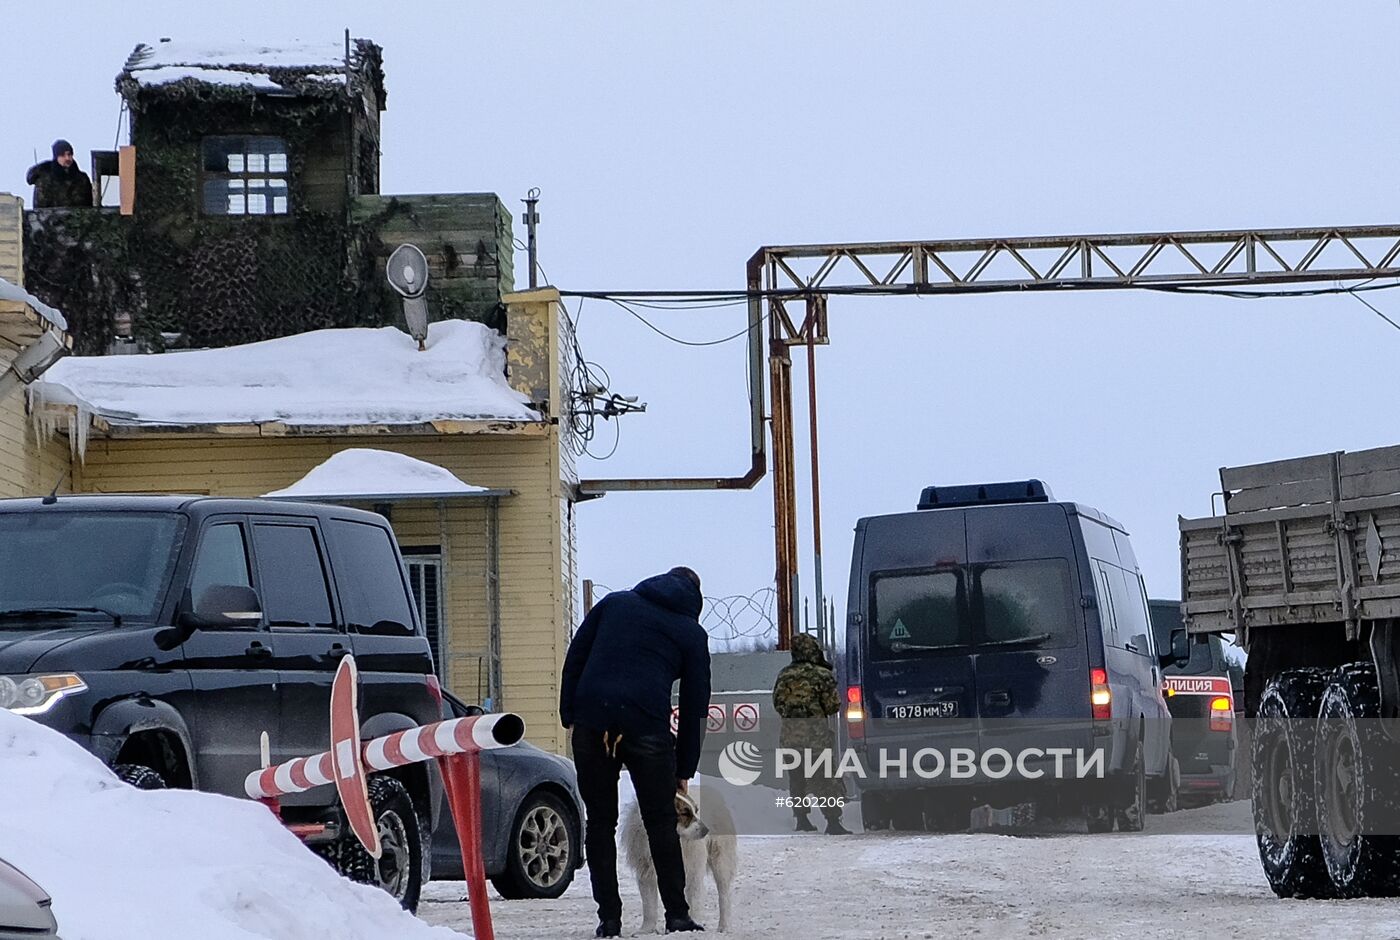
[665,915,706,932]
[595,919,622,938]
[825,817,852,836]
[794,813,818,832]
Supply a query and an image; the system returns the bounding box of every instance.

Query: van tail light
[1209,695,1233,732]
[1090,668,1112,722]
[425,674,443,709]
[845,686,866,740]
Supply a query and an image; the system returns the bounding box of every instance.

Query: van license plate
[884,701,957,721]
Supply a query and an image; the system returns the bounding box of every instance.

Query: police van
[1149,599,1240,805]
[842,480,1179,832]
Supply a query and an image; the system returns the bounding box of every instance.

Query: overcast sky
[7,2,1400,638]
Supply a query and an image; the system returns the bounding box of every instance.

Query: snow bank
[126,39,350,88]
[265,448,489,499]
[0,709,467,940]
[31,320,540,429]
[0,275,67,331]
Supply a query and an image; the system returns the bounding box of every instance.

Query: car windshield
[0,511,186,624]
[870,559,1077,659]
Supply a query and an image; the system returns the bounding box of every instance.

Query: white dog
[621,786,737,934]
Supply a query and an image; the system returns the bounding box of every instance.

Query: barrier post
[440,750,494,940]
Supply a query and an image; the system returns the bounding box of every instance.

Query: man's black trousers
[571,727,690,923]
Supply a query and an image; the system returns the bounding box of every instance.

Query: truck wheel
[1116,739,1147,832]
[1253,669,1335,898]
[1316,662,1400,897]
[113,764,167,790]
[337,776,425,912]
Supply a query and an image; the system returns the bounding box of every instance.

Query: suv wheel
[1253,669,1335,898]
[113,764,168,790]
[1115,738,1147,832]
[491,790,578,900]
[1316,662,1400,897]
[338,776,425,911]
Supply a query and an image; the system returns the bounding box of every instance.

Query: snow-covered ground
[422,799,1400,939]
[0,710,466,940]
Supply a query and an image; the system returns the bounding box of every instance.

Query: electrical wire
[1350,290,1400,333]
[607,297,757,347]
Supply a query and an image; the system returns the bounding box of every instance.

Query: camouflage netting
[22,40,506,354]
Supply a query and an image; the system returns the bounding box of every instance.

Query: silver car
[0,859,59,939]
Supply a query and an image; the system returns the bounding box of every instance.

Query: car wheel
[338,776,425,911]
[1252,669,1336,899]
[889,797,925,832]
[491,790,577,900]
[113,764,168,790]
[1315,662,1400,897]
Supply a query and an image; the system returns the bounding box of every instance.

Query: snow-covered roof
[30,320,541,432]
[120,38,380,96]
[264,448,497,501]
[0,709,465,939]
[0,275,68,331]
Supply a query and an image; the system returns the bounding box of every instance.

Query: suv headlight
[0,674,87,715]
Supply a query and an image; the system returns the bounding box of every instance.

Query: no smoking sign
[732,702,760,733]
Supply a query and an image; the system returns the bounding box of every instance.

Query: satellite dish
[385,243,430,350]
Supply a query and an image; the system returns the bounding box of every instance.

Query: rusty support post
[583,579,595,615]
[805,321,825,652]
[770,335,796,650]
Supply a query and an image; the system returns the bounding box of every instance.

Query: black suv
[0,496,442,910]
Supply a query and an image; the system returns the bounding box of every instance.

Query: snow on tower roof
[30,320,540,432]
[0,275,68,331]
[119,37,382,96]
[264,448,495,500]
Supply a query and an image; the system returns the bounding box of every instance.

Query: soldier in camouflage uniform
[772,632,851,834]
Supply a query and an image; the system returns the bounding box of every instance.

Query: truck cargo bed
[1180,445,1400,638]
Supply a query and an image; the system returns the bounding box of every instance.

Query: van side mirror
[182,584,263,629]
[1168,628,1190,668]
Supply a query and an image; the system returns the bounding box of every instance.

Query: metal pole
[522,188,541,289]
[805,324,825,653]
[486,496,503,710]
[583,579,595,616]
[770,336,795,651]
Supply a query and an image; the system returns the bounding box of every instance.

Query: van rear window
[871,559,1077,659]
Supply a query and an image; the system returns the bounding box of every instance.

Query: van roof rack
[917,479,1052,511]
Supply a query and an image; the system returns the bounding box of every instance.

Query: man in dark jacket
[561,567,711,937]
[26,140,93,209]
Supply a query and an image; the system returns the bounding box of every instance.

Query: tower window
[201,136,289,216]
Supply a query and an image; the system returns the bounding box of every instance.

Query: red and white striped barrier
[244,713,524,800]
[247,656,521,940]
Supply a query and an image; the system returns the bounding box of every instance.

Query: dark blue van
[842,481,1176,832]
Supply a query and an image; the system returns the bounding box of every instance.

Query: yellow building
[1,205,579,752]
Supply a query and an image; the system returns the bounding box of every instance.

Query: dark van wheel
[859,793,890,832]
[113,764,168,790]
[1253,669,1335,898]
[339,776,425,912]
[1115,738,1147,832]
[491,790,577,900]
[1315,663,1400,897]
[1150,755,1180,815]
